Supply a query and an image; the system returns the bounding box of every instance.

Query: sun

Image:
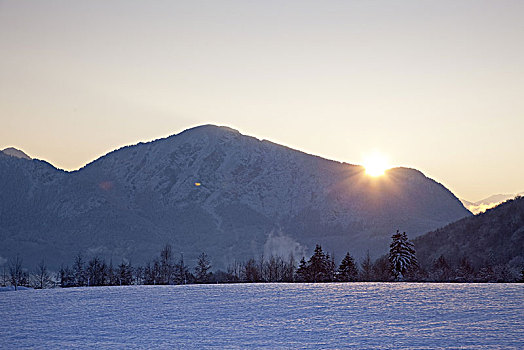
[363,152,390,177]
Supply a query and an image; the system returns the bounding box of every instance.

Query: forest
[3,230,522,290]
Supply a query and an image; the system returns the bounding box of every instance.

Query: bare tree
[195,252,211,283]
[359,250,373,281]
[32,259,52,289]
[2,265,8,287]
[9,255,27,290]
[160,244,174,284]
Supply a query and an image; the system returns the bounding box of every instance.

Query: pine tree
[388,230,418,281]
[308,244,328,282]
[295,257,309,282]
[337,252,358,282]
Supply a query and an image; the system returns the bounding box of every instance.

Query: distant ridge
[461,192,524,214]
[1,147,31,160]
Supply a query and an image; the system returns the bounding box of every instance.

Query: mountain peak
[179,124,240,136]
[1,147,31,160]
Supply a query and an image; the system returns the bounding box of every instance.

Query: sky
[0,1,523,202]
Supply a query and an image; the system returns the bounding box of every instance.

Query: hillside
[414,196,524,273]
[0,125,471,270]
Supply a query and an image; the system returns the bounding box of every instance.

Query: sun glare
[363,152,390,177]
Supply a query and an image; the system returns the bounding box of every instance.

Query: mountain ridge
[0,125,471,270]
[414,196,524,274]
[1,147,31,160]
[461,192,524,214]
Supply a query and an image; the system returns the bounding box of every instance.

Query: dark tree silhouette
[243,258,260,282]
[359,250,373,281]
[337,252,358,282]
[73,252,86,287]
[32,259,52,289]
[295,257,309,282]
[174,254,190,284]
[432,255,451,282]
[117,261,134,285]
[86,256,108,286]
[9,255,27,290]
[308,244,328,282]
[160,244,174,284]
[195,252,211,283]
[456,256,475,281]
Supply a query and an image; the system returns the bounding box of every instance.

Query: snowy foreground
[1,283,523,349]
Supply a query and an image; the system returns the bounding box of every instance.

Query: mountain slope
[414,196,524,271]
[1,147,31,160]
[0,125,471,269]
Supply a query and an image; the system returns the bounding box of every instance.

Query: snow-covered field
[1,283,522,349]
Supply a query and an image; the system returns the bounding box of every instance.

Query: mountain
[414,196,524,273]
[1,147,31,160]
[461,192,524,214]
[0,125,471,270]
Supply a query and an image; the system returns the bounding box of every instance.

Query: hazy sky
[1,1,523,201]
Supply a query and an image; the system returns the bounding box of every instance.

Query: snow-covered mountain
[0,125,471,269]
[461,192,524,214]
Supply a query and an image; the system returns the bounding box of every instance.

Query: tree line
[2,230,523,290]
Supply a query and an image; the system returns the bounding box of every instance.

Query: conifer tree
[388,230,418,281]
[295,257,309,282]
[337,252,358,282]
[308,244,328,282]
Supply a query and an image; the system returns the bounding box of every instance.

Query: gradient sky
[1,1,523,201]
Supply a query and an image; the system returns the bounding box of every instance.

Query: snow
[0,286,32,292]
[1,283,522,349]
[0,125,471,271]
